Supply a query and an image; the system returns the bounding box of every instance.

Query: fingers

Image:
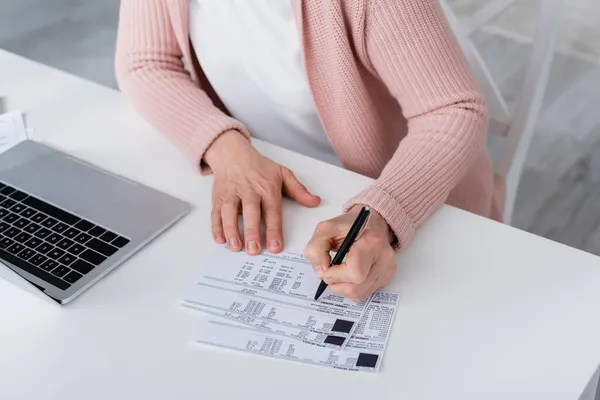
[281,168,321,208]
[328,274,378,302]
[217,190,283,255]
[324,239,397,302]
[322,240,376,285]
[262,192,283,253]
[242,194,262,255]
[303,221,342,277]
[214,165,309,255]
[221,195,242,251]
[328,255,394,301]
[211,204,225,244]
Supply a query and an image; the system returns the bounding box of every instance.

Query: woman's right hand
[204,130,321,255]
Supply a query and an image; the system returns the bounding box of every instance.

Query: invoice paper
[0,111,30,153]
[182,248,373,347]
[196,291,400,372]
[183,287,355,348]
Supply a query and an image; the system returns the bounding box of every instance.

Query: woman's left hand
[303,206,397,301]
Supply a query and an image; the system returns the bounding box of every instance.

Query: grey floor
[2,0,600,259]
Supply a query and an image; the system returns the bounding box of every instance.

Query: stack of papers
[181,247,400,372]
[0,111,33,153]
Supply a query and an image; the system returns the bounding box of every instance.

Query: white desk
[1,49,600,400]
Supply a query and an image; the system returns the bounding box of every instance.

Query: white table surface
[1,49,600,400]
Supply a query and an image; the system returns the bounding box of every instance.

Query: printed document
[183,249,373,347]
[0,111,31,153]
[182,246,400,371]
[196,291,399,372]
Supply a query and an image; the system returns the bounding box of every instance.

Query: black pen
[313,205,371,301]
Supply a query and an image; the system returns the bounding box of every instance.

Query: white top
[188,0,340,166]
[2,50,600,400]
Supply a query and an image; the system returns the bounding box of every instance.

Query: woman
[115,0,503,301]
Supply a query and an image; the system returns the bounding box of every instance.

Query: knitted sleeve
[346,0,488,250]
[114,0,250,173]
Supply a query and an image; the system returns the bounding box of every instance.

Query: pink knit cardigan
[115,0,504,250]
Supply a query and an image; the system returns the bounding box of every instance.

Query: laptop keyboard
[0,182,130,290]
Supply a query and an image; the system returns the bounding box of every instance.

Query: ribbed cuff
[343,186,415,251]
[184,115,251,175]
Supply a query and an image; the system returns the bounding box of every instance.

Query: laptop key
[36,242,53,255]
[52,222,69,234]
[48,248,66,260]
[34,227,52,240]
[4,227,20,238]
[58,253,76,266]
[0,186,15,196]
[14,231,32,244]
[0,209,9,218]
[22,196,80,226]
[70,259,95,274]
[0,222,10,233]
[74,220,94,232]
[46,233,62,245]
[8,190,28,201]
[50,265,69,278]
[24,223,41,234]
[88,226,106,237]
[112,236,130,248]
[7,243,24,255]
[56,238,74,250]
[17,248,35,261]
[0,237,14,249]
[63,227,80,239]
[24,237,42,248]
[14,218,30,229]
[0,249,70,290]
[74,232,91,244]
[67,243,85,255]
[10,203,27,214]
[99,231,118,243]
[41,217,58,228]
[80,249,106,266]
[87,238,118,257]
[0,199,16,209]
[40,259,58,272]
[2,212,19,224]
[29,253,47,266]
[31,213,47,224]
[63,270,83,284]
[20,207,36,219]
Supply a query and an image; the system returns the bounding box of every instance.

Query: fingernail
[269,240,280,251]
[215,235,225,244]
[228,237,240,249]
[248,241,259,254]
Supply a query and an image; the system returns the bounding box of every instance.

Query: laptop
[0,140,191,304]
